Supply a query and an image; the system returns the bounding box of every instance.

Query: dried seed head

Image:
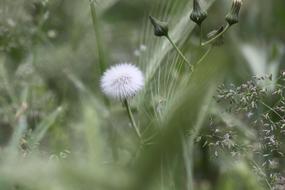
[190,0,208,25]
[226,0,242,26]
[100,63,144,100]
[149,16,169,37]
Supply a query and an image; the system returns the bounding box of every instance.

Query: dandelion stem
[166,35,193,71]
[123,99,141,139]
[201,24,230,46]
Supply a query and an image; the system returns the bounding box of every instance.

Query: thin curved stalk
[202,24,230,46]
[194,46,212,68]
[166,35,193,71]
[90,0,107,73]
[199,25,203,46]
[124,99,142,139]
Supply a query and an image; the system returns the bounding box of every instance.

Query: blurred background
[0,0,284,189]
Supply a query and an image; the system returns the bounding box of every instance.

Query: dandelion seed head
[100,63,144,100]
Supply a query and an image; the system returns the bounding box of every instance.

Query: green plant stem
[199,25,203,46]
[194,46,212,68]
[201,24,230,46]
[123,99,141,139]
[181,133,193,190]
[260,101,283,120]
[166,35,193,71]
[251,159,273,190]
[90,0,107,73]
[90,0,110,106]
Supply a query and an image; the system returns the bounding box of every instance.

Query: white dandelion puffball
[100,63,144,100]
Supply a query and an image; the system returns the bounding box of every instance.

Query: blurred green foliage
[0,0,284,189]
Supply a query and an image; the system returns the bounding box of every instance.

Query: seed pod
[149,16,169,37]
[226,0,242,26]
[190,0,208,25]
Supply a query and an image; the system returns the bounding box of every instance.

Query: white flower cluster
[100,63,144,100]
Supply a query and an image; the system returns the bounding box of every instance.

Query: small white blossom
[134,49,141,57]
[47,30,57,38]
[100,63,144,100]
[7,18,16,27]
[140,44,147,51]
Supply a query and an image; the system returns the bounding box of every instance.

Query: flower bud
[226,0,242,26]
[190,0,208,25]
[149,16,169,37]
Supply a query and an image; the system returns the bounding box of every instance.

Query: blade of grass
[182,85,215,190]
[6,116,27,156]
[90,0,111,106]
[210,103,256,140]
[90,0,108,74]
[29,107,64,145]
[6,86,29,158]
[129,52,227,190]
